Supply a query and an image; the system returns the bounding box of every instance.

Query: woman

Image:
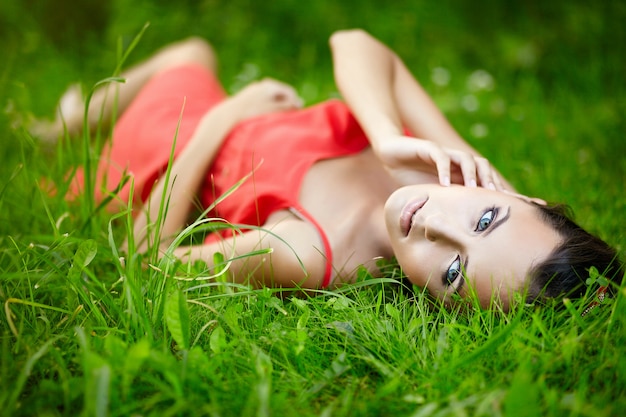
[40,30,622,310]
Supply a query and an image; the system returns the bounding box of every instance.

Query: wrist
[367,121,404,151]
[209,98,243,126]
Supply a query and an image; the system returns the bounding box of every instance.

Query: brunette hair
[527,204,623,302]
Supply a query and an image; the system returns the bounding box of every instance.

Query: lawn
[1,1,625,416]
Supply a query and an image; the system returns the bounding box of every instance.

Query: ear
[503,190,547,206]
[529,197,548,206]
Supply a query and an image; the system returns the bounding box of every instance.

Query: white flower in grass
[461,94,479,112]
[470,123,489,138]
[431,67,451,87]
[467,69,495,92]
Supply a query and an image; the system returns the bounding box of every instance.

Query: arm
[129,100,236,254]
[170,213,328,289]
[330,29,513,190]
[129,78,303,253]
[129,78,325,288]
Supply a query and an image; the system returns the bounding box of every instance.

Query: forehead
[464,203,561,306]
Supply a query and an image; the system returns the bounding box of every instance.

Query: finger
[274,95,303,110]
[492,171,506,191]
[261,79,300,104]
[428,146,451,187]
[449,151,478,187]
[271,86,303,109]
[475,157,496,190]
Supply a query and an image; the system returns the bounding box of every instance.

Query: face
[384,185,562,309]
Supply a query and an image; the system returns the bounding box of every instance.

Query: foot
[29,84,84,145]
[28,117,64,145]
[57,84,83,122]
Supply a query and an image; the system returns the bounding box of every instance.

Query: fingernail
[469,179,477,188]
[443,176,451,186]
[488,182,496,190]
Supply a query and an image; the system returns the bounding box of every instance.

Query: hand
[375,136,506,190]
[228,78,303,121]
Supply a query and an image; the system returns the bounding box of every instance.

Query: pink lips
[400,198,428,236]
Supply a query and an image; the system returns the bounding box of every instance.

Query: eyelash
[475,207,498,233]
[444,207,498,287]
[445,256,462,286]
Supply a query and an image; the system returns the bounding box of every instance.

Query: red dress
[84,64,370,286]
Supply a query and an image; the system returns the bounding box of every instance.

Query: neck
[369,203,395,259]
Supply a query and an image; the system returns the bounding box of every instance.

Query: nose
[424,214,462,245]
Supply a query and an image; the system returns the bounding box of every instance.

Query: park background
[0,0,625,416]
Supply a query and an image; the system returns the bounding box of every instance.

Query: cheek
[395,246,441,288]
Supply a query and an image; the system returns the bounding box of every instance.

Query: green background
[1,1,625,416]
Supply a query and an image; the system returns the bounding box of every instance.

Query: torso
[99,64,433,286]
[297,147,399,281]
[198,100,434,284]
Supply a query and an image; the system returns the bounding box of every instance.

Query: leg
[33,37,217,143]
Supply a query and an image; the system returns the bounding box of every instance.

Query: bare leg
[32,37,217,143]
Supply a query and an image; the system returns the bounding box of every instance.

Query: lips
[400,198,428,236]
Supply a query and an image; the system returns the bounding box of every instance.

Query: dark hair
[527,203,623,302]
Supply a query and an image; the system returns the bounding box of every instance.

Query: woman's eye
[446,257,462,285]
[476,209,495,232]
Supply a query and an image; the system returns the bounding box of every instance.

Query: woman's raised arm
[330,29,512,190]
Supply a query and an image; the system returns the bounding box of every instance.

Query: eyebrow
[483,206,511,237]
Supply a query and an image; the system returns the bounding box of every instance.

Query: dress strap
[289,206,334,288]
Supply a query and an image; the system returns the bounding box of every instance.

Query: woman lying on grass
[38,29,622,311]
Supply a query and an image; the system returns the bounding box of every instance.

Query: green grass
[1,0,625,416]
